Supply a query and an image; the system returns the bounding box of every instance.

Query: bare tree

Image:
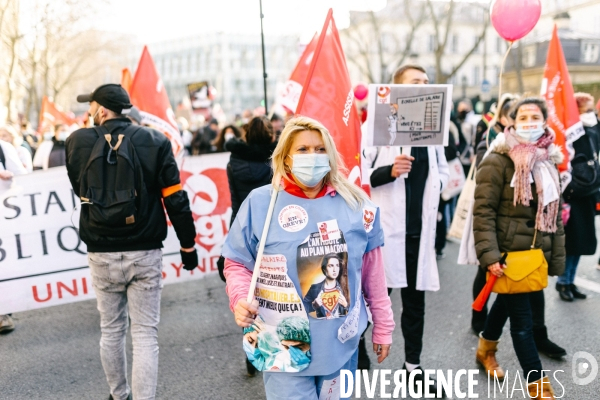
[426,0,489,84]
[342,0,427,83]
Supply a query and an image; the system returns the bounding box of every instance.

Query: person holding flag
[222,116,394,399]
[362,64,449,397]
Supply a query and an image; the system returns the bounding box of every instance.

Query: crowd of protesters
[2,69,600,400]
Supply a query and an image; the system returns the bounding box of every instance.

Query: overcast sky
[93,0,388,44]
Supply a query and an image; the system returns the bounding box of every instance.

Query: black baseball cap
[77,84,132,115]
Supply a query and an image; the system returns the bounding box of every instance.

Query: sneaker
[402,364,446,398]
[0,315,15,333]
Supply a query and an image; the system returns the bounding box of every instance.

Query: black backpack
[79,125,148,236]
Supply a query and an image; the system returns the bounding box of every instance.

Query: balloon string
[498,41,514,101]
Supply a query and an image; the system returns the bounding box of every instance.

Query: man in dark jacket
[66,84,198,400]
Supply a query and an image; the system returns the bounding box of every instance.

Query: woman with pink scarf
[472,98,565,399]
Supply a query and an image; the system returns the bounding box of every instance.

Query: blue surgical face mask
[515,122,545,143]
[243,338,265,370]
[290,154,331,187]
[288,345,311,368]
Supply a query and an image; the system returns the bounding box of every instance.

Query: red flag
[296,10,363,187]
[541,25,585,183]
[129,46,183,157]
[121,68,133,94]
[38,96,76,133]
[280,33,318,113]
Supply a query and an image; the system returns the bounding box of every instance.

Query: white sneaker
[0,314,15,333]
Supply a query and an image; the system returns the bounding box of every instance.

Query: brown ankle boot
[476,333,505,380]
[527,376,555,399]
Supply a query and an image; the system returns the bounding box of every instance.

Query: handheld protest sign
[366,84,453,148]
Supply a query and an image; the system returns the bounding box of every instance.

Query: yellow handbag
[487,231,548,294]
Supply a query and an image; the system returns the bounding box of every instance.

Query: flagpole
[259,0,268,115]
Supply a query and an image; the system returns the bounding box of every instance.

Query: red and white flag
[38,96,76,133]
[129,46,183,157]
[296,9,363,187]
[541,25,585,187]
[280,33,318,113]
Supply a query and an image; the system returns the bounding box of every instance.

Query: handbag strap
[531,229,538,249]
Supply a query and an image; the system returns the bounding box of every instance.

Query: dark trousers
[435,198,448,254]
[482,292,544,383]
[472,267,545,330]
[389,236,425,365]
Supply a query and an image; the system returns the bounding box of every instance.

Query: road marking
[574,277,600,294]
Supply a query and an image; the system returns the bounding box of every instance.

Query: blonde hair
[271,116,368,210]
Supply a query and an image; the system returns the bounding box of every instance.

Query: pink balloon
[353,84,368,101]
[490,0,541,42]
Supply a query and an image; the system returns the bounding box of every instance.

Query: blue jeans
[263,349,358,399]
[557,255,581,285]
[482,292,544,383]
[88,249,163,400]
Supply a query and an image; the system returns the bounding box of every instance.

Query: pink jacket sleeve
[224,258,253,313]
[362,246,395,345]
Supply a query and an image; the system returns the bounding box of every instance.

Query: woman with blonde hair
[222,116,394,399]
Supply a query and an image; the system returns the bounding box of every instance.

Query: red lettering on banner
[161,271,167,279]
[210,255,219,271]
[57,279,78,298]
[32,284,52,302]
[82,278,88,294]
[171,262,184,277]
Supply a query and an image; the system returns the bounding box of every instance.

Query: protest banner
[296,9,363,187]
[541,24,585,187]
[365,84,453,147]
[187,81,211,110]
[129,46,184,157]
[0,153,230,315]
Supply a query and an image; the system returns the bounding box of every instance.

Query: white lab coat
[362,146,449,291]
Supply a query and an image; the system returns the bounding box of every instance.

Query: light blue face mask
[243,338,265,371]
[288,346,311,369]
[290,154,331,187]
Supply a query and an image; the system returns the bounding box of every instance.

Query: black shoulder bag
[564,134,600,201]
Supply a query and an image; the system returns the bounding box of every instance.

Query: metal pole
[259,0,268,115]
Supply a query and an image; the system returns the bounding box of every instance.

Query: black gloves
[181,249,199,271]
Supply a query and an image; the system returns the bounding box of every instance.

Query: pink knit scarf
[505,128,560,233]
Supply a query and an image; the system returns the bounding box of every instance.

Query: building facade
[129,32,300,116]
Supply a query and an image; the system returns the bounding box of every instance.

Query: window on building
[582,42,600,63]
[496,37,504,54]
[523,46,536,68]
[494,66,500,85]
[428,34,436,53]
[451,34,458,54]
[472,66,480,86]
[473,36,481,54]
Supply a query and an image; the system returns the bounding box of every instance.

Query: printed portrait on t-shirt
[297,227,350,320]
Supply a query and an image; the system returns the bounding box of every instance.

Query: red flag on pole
[129,46,183,157]
[296,9,363,187]
[38,96,76,133]
[121,68,133,94]
[280,33,318,113]
[541,25,585,185]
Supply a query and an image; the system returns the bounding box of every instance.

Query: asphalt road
[1,237,599,399]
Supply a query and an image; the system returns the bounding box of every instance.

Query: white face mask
[88,107,101,127]
[290,154,331,187]
[224,132,235,142]
[515,122,545,142]
[580,111,598,127]
[43,132,54,141]
[58,131,68,141]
